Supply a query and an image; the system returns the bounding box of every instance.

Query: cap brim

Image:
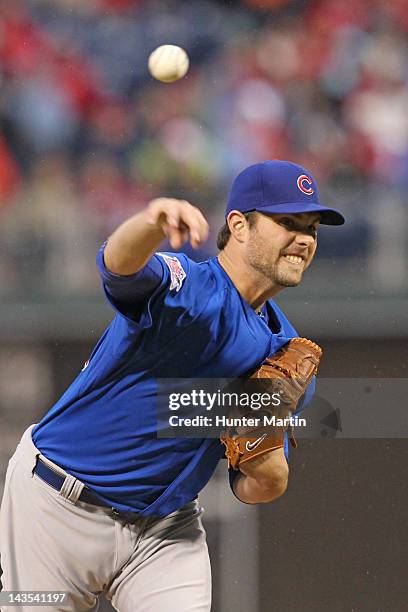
[245,202,345,225]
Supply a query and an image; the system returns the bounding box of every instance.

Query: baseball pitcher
[0,161,344,611]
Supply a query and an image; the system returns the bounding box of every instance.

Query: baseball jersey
[32,246,315,516]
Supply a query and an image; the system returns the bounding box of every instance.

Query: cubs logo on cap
[297,175,314,195]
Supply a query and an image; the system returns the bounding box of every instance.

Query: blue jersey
[33,247,314,516]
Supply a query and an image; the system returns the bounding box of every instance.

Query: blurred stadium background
[0,0,407,610]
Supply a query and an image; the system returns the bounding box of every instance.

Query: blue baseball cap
[226,160,345,225]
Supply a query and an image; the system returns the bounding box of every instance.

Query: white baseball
[148,45,190,83]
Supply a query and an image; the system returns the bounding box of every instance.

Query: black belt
[33,458,140,521]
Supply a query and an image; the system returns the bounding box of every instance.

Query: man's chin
[275,273,303,287]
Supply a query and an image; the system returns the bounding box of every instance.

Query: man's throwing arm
[103,198,209,275]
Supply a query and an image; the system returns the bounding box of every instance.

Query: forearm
[232,469,288,504]
[104,210,165,275]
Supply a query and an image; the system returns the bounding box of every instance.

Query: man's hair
[216,211,258,250]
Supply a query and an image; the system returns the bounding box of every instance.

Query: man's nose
[294,231,315,247]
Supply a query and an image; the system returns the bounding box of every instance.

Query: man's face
[246,212,320,288]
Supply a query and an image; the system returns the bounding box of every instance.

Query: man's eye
[281,218,294,228]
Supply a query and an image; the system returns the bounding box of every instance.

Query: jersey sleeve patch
[157,253,187,292]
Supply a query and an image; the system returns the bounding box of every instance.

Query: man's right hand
[145,198,209,250]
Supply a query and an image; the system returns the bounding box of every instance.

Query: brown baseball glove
[220,338,322,470]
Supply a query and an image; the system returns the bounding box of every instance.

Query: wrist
[142,209,167,237]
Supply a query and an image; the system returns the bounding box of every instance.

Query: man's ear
[227,211,251,243]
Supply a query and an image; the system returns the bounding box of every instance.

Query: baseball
[148,45,190,83]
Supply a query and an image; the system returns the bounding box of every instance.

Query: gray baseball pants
[0,426,212,612]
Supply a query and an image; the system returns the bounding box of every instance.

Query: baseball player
[0,160,344,611]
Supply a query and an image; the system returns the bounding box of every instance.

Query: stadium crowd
[0,0,407,296]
